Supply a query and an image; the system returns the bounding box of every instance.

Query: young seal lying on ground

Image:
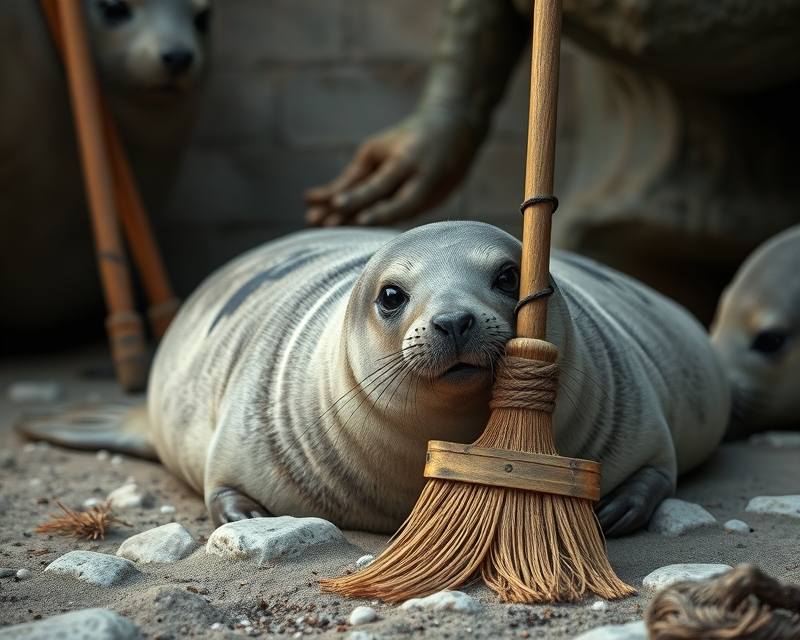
[20,222,731,537]
[710,224,800,439]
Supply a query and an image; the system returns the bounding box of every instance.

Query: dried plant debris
[35,500,130,540]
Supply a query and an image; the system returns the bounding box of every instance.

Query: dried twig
[34,500,130,540]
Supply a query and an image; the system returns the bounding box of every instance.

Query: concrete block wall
[159,0,576,295]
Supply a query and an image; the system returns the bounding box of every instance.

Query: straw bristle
[320,405,635,603]
[34,500,129,540]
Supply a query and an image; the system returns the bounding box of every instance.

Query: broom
[320,0,635,603]
[39,0,181,391]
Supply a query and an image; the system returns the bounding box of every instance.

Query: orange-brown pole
[517,0,561,341]
[50,0,148,391]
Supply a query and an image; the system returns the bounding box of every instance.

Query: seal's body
[710,224,800,438]
[143,222,729,535]
[0,0,209,348]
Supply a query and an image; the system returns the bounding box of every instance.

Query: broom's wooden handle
[46,0,148,391]
[518,0,562,341]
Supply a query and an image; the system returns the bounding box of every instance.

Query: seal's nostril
[432,312,476,338]
[162,49,194,76]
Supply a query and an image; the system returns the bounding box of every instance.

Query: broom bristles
[320,403,636,603]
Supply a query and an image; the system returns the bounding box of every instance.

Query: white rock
[356,554,375,570]
[210,622,226,630]
[110,455,124,466]
[160,504,176,514]
[591,600,609,612]
[646,498,718,536]
[642,564,732,592]
[0,608,140,640]
[15,569,32,580]
[573,620,647,640]
[348,606,377,625]
[723,519,751,533]
[745,495,800,519]
[347,633,377,640]
[106,483,153,510]
[7,381,61,403]
[45,550,137,587]
[400,590,481,613]
[749,431,800,447]
[82,497,103,509]
[205,516,345,564]
[96,450,111,460]
[116,523,196,564]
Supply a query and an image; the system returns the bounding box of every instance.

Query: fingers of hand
[354,176,433,225]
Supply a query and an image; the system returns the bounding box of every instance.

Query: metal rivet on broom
[38,0,181,392]
[320,0,636,604]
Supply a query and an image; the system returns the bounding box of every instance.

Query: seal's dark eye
[194,8,211,34]
[377,286,407,315]
[494,266,520,295]
[97,0,132,25]
[751,329,789,354]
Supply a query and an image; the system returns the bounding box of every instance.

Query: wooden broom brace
[39,0,180,390]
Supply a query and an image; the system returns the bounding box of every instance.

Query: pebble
[745,495,800,519]
[96,450,111,460]
[206,516,345,564]
[573,620,647,640]
[82,497,103,509]
[23,442,50,453]
[356,554,375,570]
[400,590,481,613]
[16,568,32,580]
[116,523,196,564]
[0,608,140,640]
[45,550,138,587]
[646,498,718,536]
[642,564,732,592]
[0,453,14,468]
[348,606,377,625]
[7,381,61,403]
[0,568,15,578]
[723,519,751,534]
[749,431,800,447]
[110,455,124,466]
[160,504,176,514]
[106,483,154,510]
[591,600,609,612]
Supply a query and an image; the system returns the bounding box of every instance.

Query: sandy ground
[0,342,798,639]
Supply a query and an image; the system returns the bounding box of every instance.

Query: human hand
[304,109,483,226]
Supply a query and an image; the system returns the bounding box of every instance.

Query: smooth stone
[642,564,732,592]
[573,620,647,640]
[348,606,377,625]
[646,498,718,536]
[745,495,800,519]
[106,483,154,510]
[0,568,15,578]
[399,590,481,613]
[15,569,32,580]
[116,523,196,564]
[356,554,375,570]
[723,519,751,533]
[205,516,345,564]
[749,431,800,447]
[0,608,139,640]
[347,633,377,640]
[45,551,137,587]
[7,381,61,403]
[591,600,610,612]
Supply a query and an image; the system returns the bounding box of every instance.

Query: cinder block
[349,0,445,60]
[213,0,345,66]
[283,63,426,147]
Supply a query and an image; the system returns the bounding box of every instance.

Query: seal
[710,224,800,439]
[20,222,730,537]
[0,0,210,349]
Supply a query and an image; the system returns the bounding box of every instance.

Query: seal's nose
[162,48,194,77]
[432,312,475,346]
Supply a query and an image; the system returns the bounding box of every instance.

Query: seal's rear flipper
[16,404,157,460]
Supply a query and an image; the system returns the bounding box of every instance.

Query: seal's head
[83,0,210,98]
[344,222,522,417]
[710,225,800,438]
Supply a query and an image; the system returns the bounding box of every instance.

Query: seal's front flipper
[16,404,157,460]
[208,486,272,526]
[595,466,672,537]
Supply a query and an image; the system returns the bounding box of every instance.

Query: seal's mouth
[441,362,488,379]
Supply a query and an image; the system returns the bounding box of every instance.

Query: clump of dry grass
[35,500,130,540]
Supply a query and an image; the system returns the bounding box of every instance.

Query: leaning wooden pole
[320,0,635,603]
